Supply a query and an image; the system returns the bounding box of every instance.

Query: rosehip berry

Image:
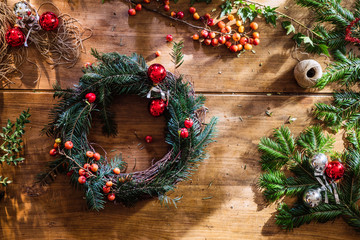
[232,33,241,41]
[244,43,253,50]
[224,34,231,41]
[253,38,260,45]
[211,38,219,46]
[135,4,142,11]
[238,26,245,33]
[103,186,111,194]
[184,118,194,128]
[106,181,113,187]
[84,163,91,169]
[220,28,227,34]
[193,13,200,20]
[155,51,161,57]
[237,44,243,51]
[225,26,231,33]
[179,128,189,138]
[217,21,225,29]
[84,62,92,68]
[227,14,234,21]
[91,163,99,172]
[177,11,184,19]
[113,167,121,174]
[55,138,61,144]
[253,32,260,39]
[218,36,226,44]
[192,34,199,40]
[164,0,170,5]
[145,135,153,143]
[204,38,212,45]
[236,20,242,27]
[144,0,150,3]
[170,11,176,17]
[93,152,101,161]
[54,143,59,148]
[207,18,214,26]
[49,148,57,156]
[64,141,73,150]
[208,32,216,39]
[230,44,239,52]
[164,4,170,11]
[166,34,173,42]
[78,176,86,184]
[189,7,196,14]
[128,9,136,16]
[250,22,258,30]
[79,168,86,176]
[108,193,115,201]
[225,41,232,48]
[240,37,248,45]
[86,151,94,158]
[200,30,208,38]
[85,93,96,103]
[204,13,211,20]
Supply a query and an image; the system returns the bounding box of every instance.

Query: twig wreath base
[39,49,217,211]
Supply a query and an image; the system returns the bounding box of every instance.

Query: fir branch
[170,41,184,69]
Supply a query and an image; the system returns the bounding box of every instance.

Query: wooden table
[1,0,358,239]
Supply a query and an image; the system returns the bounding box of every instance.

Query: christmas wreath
[38,48,217,211]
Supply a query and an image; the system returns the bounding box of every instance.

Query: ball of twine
[294,59,323,88]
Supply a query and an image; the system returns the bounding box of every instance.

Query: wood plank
[0,92,358,239]
[4,0,339,93]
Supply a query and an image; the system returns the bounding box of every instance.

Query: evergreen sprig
[171,41,184,69]
[40,49,217,211]
[259,125,360,230]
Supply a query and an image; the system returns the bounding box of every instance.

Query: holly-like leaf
[301,36,314,46]
[293,33,305,46]
[281,21,296,35]
[262,6,278,27]
[237,6,257,23]
[220,0,233,18]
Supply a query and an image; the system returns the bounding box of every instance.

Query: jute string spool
[294,59,323,88]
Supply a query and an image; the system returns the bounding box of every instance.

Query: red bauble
[149,99,166,117]
[145,135,153,143]
[85,93,96,103]
[180,128,189,138]
[147,64,166,84]
[325,161,345,181]
[39,12,59,31]
[5,27,25,47]
[184,118,193,128]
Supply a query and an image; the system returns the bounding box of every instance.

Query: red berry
[86,151,94,158]
[230,45,239,52]
[189,7,196,14]
[224,34,231,41]
[179,128,189,138]
[83,62,92,69]
[103,186,111,194]
[164,5,170,11]
[218,36,226,44]
[211,38,219,46]
[85,93,96,103]
[49,148,57,156]
[204,13,211,20]
[217,21,225,29]
[91,163,99,172]
[78,176,86,184]
[170,11,177,17]
[106,181,113,187]
[166,34,173,42]
[208,32,216,39]
[240,37,248,45]
[249,38,254,44]
[250,22,258,30]
[204,38,212,45]
[200,30,208,38]
[192,34,199,40]
[145,135,153,143]
[193,13,200,20]
[64,141,73,150]
[177,11,184,19]
[207,18,214,26]
[155,50,161,57]
[93,152,101,161]
[108,193,115,201]
[135,4,142,11]
[144,0,150,3]
[128,9,136,16]
[253,38,260,45]
[225,41,232,48]
[79,168,86,176]
[113,167,121,174]
[84,163,91,169]
[184,118,194,128]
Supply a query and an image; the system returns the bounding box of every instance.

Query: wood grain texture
[1,0,359,239]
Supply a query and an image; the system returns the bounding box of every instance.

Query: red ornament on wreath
[39,12,59,31]
[147,64,166,84]
[149,99,166,117]
[5,27,25,47]
[325,161,345,181]
[184,118,194,128]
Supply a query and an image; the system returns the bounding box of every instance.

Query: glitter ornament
[13,1,33,20]
[326,161,345,181]
[5,27,25,47]
[310,153,328,174]
[303,188,322,208]
[39,12,59,31]
[147,64,166,84]
[149,99,166,117]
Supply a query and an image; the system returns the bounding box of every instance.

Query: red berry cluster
[78,150,101,184]
[128,3,142,16]
[179,118,193,139]
[345,18,360,44]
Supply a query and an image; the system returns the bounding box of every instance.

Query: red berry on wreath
[250,22,258,30]
[240,37,248,45]
[253,38,260,46]
[230,45,238,52]
[85,93,96,103]
[170,11,177,17]
[147,64,166,84]
[67,170,74,177]
[177,11,184,19]
[39,12,59,31]
[145,135,153,143]
[253,32,260,39]
[204,39,211,46]
[218,36,226,44]
[79,168,86,176]
[217,21,225,29]
[325,161,345,181]
[93,152,101,161]
[149,99,166,117]
[204,13,211,20]
[86,151,94,158]
[84,163,91,169]
[207,18,215,26]
[49,148,57,156]
[144,0,150,3]
[225,41,232,48]
[78,176,86,184]
[106,181,113,187]
[108,193,115,201]
[211,38,219,46]
[64,141,73,150]
[166,34,173,42]
[83,62,92,69]
[164,5,170,11]
[192,34,199,40]
[155,50,161,57]
[179,128,189,138]
[184,118,194,128]
[103,186,111,194]
[91,163,99,172]
[113,167,121,174]
[128,9,136,16]
[54,143,59,148]
[5,27,25,47]
[225,34,231,41]
[244,43,253,51]
[189,7,196,14]
[193,13,200,20]
[135,4,142,11]
[200,30,208,38]
[208,32,216,39]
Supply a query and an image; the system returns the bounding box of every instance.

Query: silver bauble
[310,153,328,174]
[303,188,322,208]
[14,1,33,20]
